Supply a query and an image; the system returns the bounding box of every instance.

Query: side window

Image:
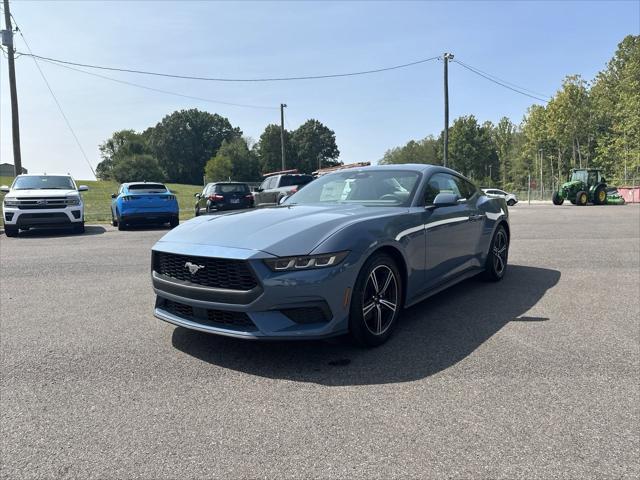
[452,177,477,201]
[260,178,270,191]
[424,173,462,205]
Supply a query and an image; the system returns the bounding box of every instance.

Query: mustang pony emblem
[184,261,205,275]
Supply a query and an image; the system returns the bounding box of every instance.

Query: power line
[13,21,97,176]
[38,58,278,110]
[454,58,550,99]
[17,52,440,82]
[453,59,549,103]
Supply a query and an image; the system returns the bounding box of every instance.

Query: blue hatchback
[111,182,179,230]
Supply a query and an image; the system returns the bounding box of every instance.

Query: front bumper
[3,206,83,228]
[151,241,358,340]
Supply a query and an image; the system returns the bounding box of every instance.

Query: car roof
[211,182,248,185]
[16,173,73,177]
[123,182,166,187]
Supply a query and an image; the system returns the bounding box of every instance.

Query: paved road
[1,205,638,479]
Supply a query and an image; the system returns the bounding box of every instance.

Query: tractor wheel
[576,191,588,206]
[552,192,564,205]
[594,185,607,205]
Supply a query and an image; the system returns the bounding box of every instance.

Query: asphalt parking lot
[1,204,639,479]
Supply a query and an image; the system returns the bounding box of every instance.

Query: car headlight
[66,196,81,206]
[264,251,349,272]
[3,197,18,207]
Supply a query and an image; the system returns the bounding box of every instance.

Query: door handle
[468,214,485,221]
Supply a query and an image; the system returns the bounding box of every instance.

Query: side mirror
[431,192,460,208]
[111,193,117,199]
[78,185,89,192]
[255,187,263,192]
[194,193,201,198]
[0,185,10,193]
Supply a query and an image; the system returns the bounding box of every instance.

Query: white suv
[1,174,89,237]
[482,188,518,206]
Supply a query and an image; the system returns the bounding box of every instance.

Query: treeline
[96,111,340,184]
[381,35,639,190]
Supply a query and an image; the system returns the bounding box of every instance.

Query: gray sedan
[151,164,509,346]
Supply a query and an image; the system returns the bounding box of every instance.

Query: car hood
[156,204,403,257]
[8,189,79,197]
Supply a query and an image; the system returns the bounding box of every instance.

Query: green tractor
[552,168,609,206]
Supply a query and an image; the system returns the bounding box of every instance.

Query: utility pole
[2,0,22,176]
[442,52,454,168]
[539,148,544,200]
[280,103,287,171]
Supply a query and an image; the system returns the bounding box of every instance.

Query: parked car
[482,188,518,206]
[253,170,314,206]
[1,174,88,237]
[194,182,253,215]
[151,164,510,347]
[111,182,179,230]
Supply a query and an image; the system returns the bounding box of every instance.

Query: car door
[265,176,281,205]
[255,178,271,206]
[423,173,483,287]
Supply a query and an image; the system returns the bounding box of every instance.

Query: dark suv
[194,182,253,215]
[253,173,314,206]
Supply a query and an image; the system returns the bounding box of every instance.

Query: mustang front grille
[153,251,258,291]
[161,299,256,331]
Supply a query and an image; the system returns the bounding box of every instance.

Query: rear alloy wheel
[483,226,509,281]
[594,185,607,205]
[4,225,19,237]
[576,190,588,206]
[552,191,564,205]
[349,254,402,347]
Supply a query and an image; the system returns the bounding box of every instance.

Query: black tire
[4,225,18,237]
[552,191,564,205]
[349,253,403,347]
[170,216,179,228]
[194,206,200,217]
[576,190,588,206]
[117,215,127,231]
[593,185,607,205]
[73,222,85,234]
[111,210,118,227]
[507,199,516,207]
[483,225,509,282]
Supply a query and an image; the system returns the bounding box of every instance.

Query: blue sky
[1,1,638,180]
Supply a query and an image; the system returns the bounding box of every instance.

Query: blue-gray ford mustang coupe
[151,164,509,346]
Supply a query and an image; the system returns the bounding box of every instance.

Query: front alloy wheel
[350,254,402,347]
[483,226,509,281]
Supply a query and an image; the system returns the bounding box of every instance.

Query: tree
[110,154,165,183]
[444,115,497,182]
[205,138,260,182]
[492,117,517,188]
[291,119,340,173]
[255,124,296,174]
[96,130,149,180]
[380,135,441,165]
[147,109,241,184]
[204,155,233,182]
[590,35,640,182]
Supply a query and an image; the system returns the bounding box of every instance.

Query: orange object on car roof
[262,169,299,177]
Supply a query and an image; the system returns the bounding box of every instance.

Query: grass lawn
[0,176,203,223]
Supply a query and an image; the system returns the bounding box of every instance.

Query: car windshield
[570,170,588,183]
[286,170,420,206]
[216,184,248,193]
[280,175,313,187]
[128,183,167,193]
[12,175,76,190]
